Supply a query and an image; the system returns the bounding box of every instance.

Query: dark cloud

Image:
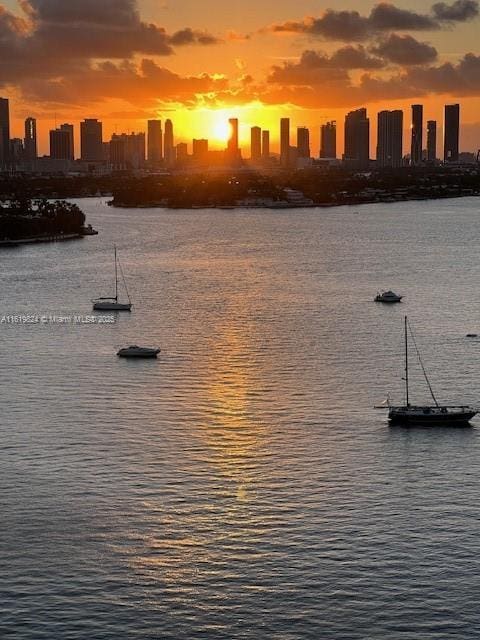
[270,12,371,41]
[369,3,437,30]
[267,47,383,87]
[18,58,228,107]
[0,0,220,75]
[432,0,479,21]
[269,1,479,41]
[169,28,222,46]
[371,34,438,65]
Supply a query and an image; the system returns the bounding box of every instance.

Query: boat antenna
[404,315,409,407]
[114,245,118,302]
[407,317,440,407]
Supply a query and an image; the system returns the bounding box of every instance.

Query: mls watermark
[0,314,116,325]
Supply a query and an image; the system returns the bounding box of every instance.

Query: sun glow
[212,120,231,144]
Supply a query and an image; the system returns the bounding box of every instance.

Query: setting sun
[212,120,231,144]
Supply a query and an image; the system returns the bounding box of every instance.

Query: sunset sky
[1,0,480,155]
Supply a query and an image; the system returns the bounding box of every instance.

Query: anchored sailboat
[92,246,132,311]
[384,316,476,425]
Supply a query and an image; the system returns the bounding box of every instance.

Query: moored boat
[378,316,477,426]
[93,246,132,311]
[375,290,403,303]
[117,346,160,358]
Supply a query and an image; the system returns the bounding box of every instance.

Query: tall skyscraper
[427,120,437,162]
[80,119,103,162]
[50,127,73,160]
[55,123,74,160]
[344,108,370,169]
[164,119,175,166]
[297,127,310,158]
[411,104,423,166]
[147,119,162,163]
[280,118,290,168]
[109,132,145,169]
[250,126,261,161]
[376,110,403,168]
[0,97,10,168]
[444,104,460,163]
[320,121,336,158]
[262,130,270,160]
[24,117,37,163]
[227,118,239,158]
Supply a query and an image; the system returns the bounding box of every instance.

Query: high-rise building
[51,123,74,160]
[176,142,188,161]
[80,119,103,162]
[297,127,310,158]
[344,108,370,169]
[410,104,423,166]
[320,121,336,158]
[192,138,208,161]
[147,119,162,163]
[0,97,10,168]
[376,110,403,168]
[164,119,175,166]
[444,104,460,163]
[24,117,37,163]
[10,139,24,165]
[280,118,290,167]
[250,126,261,161]
[109,132,145,169]
[227,118,239,159]
[262,130,270,159]
[427,120,437,162]
[50,127,73,160]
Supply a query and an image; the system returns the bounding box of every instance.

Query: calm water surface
[2,197,480,639]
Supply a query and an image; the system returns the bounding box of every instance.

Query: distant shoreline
[0,226,98,247]
[110,191,480,210]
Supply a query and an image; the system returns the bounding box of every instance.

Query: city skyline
[0,95,470,171]
[1,1,480,153]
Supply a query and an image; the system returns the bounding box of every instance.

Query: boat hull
[93,301,132,311]
[117,347,160,358]
[389,407,476,425]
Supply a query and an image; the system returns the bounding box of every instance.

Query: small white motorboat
[374,290,402,303]
[117,346,160,358]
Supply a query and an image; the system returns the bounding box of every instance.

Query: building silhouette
[192,138,208,162]
[262,130,270,159]
[147,120,163,163]
[320,121,336,159]
[80,119,103,162]
[444,104,460,162]
[344,108,370,169]
[250,126,261,161]
[24,117,37,163]
[227,118,239,159]
[109,132,145,169]
[297,127,310,158]
[427,120,437,162]
[164,119,175,167]
[50,124,74,160]
[0,97,10,168]
[280,118,290,167]
[411,104,423,166]
[377,110,403,168]
[176,142,188,162]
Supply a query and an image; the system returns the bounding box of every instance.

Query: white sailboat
[93,246,132,311]
[381,316,477,425]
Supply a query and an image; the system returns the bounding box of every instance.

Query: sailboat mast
[114,245,118,301]
[405,315,409,407]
